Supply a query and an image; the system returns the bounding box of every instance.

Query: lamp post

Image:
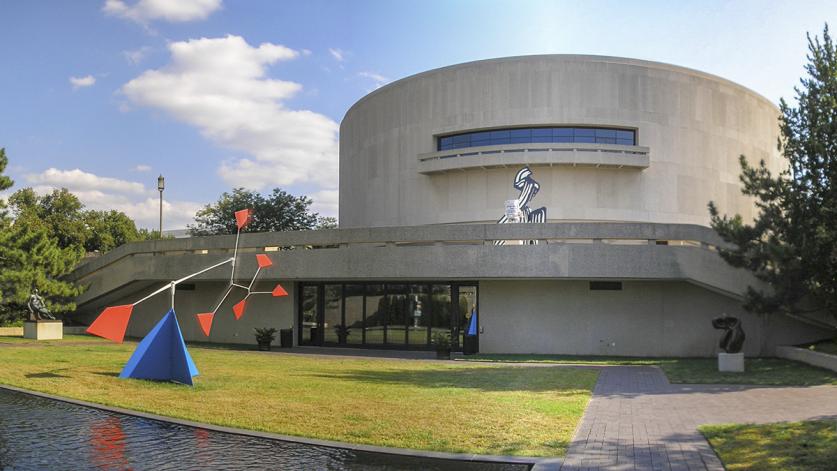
[157,174,165,238]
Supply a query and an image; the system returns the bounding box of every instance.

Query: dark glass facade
[297,282,478,351]
[438,126,636,151]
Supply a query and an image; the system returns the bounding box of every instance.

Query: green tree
[0,148,14,219]
[83,210,143,253]
[0,220,83,324]
[0,152,83,323]
[189,187,321,235]
[709,25,837,323]
[9,188,89,250]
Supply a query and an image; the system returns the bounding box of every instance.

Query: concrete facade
[339,55,781,228]
[70,55,833,356]
[479,281,826,357]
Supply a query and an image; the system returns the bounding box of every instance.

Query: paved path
[553,366,837,471]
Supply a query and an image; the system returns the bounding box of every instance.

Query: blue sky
[0,0,835,229]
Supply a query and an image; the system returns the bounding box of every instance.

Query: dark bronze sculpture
[27,289,55,321]
[712,315,745,354]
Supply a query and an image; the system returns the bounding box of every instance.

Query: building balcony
[416,142,650,174]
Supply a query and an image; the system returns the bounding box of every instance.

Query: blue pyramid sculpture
[119,309,199,386]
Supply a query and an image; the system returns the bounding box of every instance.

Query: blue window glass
[437,126,636,150]
[489,130,510,145]
[509,128,530,144]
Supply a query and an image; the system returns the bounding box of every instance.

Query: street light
[157,174,165,238]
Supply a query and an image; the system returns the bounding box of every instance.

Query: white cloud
[133,164,152,172]
[328,48,345,62]
[103,0,221,23]
[358,71,389,89]
[25,168,200,229]
[28,168,146,195]
[123,46,152,65]
[310,189,338,217]
[69,75,96,89]
[121,35,339,193]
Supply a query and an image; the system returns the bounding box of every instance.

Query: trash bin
[463,335,478,355]
[280,328,293,348]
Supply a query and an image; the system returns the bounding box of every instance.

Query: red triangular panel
[232,299,247,320]
[87,305,134,343]
[235,209,251,229]
[272,284,288,297]
[256,254,273,268]
[195,312,214,337]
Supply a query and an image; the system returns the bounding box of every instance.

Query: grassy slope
[0,339,597,457]
[464,354,837,386]
[701,420,837,471]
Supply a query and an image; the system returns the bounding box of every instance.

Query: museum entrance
[297,281,478,351]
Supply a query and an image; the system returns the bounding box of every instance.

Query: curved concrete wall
[339,55,781,228]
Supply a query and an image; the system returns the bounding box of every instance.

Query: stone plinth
[718,352,744,372]
[23,320,63,340]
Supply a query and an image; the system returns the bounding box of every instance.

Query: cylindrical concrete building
[76,55,831,357]
[340,55,781,228]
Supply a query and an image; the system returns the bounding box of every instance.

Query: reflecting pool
[0,388,530,470]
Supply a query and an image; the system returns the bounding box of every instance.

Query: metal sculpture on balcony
[86,209,288,385]
[711,315,745,354]
[495,166,547,245]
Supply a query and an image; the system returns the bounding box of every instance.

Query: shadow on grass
[308,365,597,393]
[25,368,70,379]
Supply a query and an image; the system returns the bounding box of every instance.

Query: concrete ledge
[417,143,650,174]
[0,327,23,336]
[776,345,837,373]
[0,383,545,467]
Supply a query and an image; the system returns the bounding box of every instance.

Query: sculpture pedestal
[23,320,63,340]
[718,352,744,372]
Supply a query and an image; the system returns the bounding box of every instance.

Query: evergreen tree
[709,25,837,322]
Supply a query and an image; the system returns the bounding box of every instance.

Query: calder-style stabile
[119,309,199,385]
[85,208,288,385]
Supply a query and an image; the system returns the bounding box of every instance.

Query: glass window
[438,126,636,150]
[365,284,385,345]
[323,284,342,344]
[300,285,319,345]
[407,285,430,346]
[430,284,451,346]
[344,284,364,345]
[386,284,409,345]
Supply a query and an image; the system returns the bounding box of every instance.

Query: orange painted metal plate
[234,209,251,229]
[195,312,214,337]
[87,305,134,343]
[256,254,273,268]
[232,299,247,320]
[271,284,288,297]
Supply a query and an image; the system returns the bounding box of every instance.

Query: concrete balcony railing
[69,222,756,316]
[416,142,650,174]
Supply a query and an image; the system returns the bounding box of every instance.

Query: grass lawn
[701,420,837,471]
[463,354,837,386]
[0,340,598,457]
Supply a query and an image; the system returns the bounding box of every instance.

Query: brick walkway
[548,366,837,471]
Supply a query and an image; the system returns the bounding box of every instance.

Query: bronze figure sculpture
[27,289,55,321]
[711,315,745,354]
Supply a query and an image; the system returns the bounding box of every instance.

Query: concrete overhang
[69,223,754,315]
[417,143,650,174]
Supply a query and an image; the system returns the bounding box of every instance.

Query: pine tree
[709,25,837,323]
[0,150,83,323]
